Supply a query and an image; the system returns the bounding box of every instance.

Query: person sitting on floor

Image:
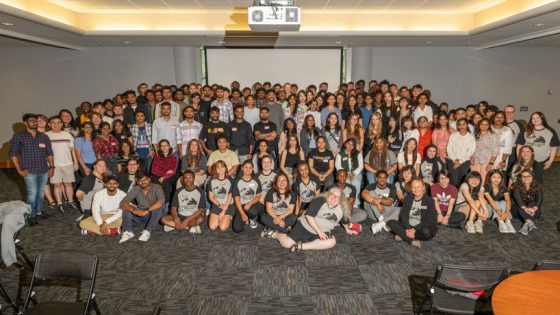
[76,159,107,220]
[484,169,514,233]
[292,162,321,216]
[455,171,489,235]
[361,170,401,234]
[430,170,465,229]
[387,179,438,248]
[79,175,125,236]
[512,169,543,236]
[119,171,165,243]
[232,160,263,233]
[260,173,298,234]
[207,160,235,232]
[117,158,139,193]
[161,170,205,234]
[330,169,366,226]
[263,186,357,252]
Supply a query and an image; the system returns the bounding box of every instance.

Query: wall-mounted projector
[248,4,301,32]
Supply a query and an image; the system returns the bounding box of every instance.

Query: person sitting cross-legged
[329,169,367,230]
[386,179,438,248]
[119,171,165,243]
[361,170,401,234]
[161,170,205,233]
[263,186,358,252]
[79,175,125,236]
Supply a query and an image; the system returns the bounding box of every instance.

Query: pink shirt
[432,127,455,160]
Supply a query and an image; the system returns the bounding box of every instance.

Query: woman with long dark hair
[179,139,207,187]
[484,169,514,233]
[516,111,559,172]
[278,118,297,154]
[207,160,234,232]
[320,93,342,127]
[260,173,297,234]
[471,118,499,184]
[150,139,178,207]
[420,144,443,186]
[92,121,119,175]
[386,116,403,154]
[308,136,335,189]
[446,118,476,186]
[398,138,421,177]
[232,160,263,233]
[509,145,543,185]
[111,119,132,145]
[300,115,321,156]
[431,113,455,162]
[455,171,489,234]
[512,169,543,235]
[431,170,465,228]
[343,113,365,152]
[280,135,305,183]
[59,109,79,137]
[252,139,275,173]
[364,137,398,185]
[323,112,343,156]
[335,138,363,206]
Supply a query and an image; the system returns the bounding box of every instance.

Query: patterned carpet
[1,165,559,314]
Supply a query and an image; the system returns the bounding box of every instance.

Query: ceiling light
[335,41,342,44]
[534,23,545,27]
[425,41,433,44]
[123,41,132,44]
[218,40,226,44]
[1,22,14,26]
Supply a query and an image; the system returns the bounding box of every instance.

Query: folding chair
[22,251,101,315]
[14,230,34,270]
[416,264,509,315]
[532,260,560,271]
[0,276,20,314]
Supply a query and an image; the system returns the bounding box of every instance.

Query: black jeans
[447,160,471,187]
[232,203,263,233]
[443,211,466,229]
[386,220,435,244]
[259,213,298,233]
[151,175,177,204]
[513,204,541,222]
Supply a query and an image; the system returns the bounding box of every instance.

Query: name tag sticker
[343,157,348,161]
[420,206,427,209]
[232,127,237,132]
[112,143,117,146]
[38,143,46,148]
[171,125,177,129]
[264,126,270,130]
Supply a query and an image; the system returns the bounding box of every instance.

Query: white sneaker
[505,220,516,233]
[498,221,507,233]
[371,221,386,234]
[189,226,196,234]
[138,230,151,242]
[163,225,175,232]
[194,225,202,234]
[249,219,258,229]
[465,221,476,234]
[119,231,135,243]
[475,221,484,234]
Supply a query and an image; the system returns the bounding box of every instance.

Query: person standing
[262,90,285,134]
[10,113,54,225]
[130,111,153,173]
[227,106,253,163]
[176,106,203,158]
[211,85,234,123]
[152,102,180,155]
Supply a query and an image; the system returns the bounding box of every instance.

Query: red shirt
[92,135,119,157]
[151,154,178,179]
[418,128,433,159]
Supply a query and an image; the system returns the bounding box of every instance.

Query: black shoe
[57,204,65,213]
[37,212,51,219]
[67,201,78,210]
[27,216,38,226]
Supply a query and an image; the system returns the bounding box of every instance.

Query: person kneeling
[263,187,357,252]
[79,175,125,236]
[387,179,437,248]
[161,171,205,233]
[119,171,165,243]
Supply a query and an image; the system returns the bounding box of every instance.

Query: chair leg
[91,297,102,315]
[15,242,34,270]
[416,295,428,315]
[0,280,19,312]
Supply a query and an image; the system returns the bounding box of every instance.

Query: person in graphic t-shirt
[232,160,263,233]
[260,173,297,233]
[161,171,205,233]
[207,160,234,232]
[430,170,465,229]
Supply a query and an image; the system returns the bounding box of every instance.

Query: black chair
[533,260,560,270]
[0,276,20,314]
[22,251,101,315]
[14,230,34,270]
[416,264,509,315]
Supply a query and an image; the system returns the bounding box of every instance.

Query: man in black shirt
[227,106,253,163]
[253,107,278,154]
[190,93,208,125]
[199,106,228,155]
[200,85,215,116]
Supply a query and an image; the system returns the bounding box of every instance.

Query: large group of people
[9,79,558,249]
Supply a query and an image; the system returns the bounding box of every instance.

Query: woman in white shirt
[397,138,421,178]
[446,118,476,186]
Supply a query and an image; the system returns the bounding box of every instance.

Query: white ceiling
[46,0,505,13]
[1,1,560,48]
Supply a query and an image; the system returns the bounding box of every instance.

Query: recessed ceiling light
[425,41,433,44]
[218,40,226,44]
[1,22,14,26]
[335,41,342,44]
[123,41,132,44]
[534,23,545,27]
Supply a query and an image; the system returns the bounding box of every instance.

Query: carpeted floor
[1,165,559,314]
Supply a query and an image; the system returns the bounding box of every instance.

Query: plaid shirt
[9,130,53,174]
[176,120,203,155]
[129,123,152,151]
[211,99,234,123]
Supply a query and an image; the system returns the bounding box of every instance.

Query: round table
[492,270,560,315]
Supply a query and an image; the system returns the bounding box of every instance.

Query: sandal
[260,227,275,239]
[47,202,57,209]
[289,242,303,253]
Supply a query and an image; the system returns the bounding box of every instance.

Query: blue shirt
[74,137,97,164]
[9,130,53,174]
[361,106,374,127]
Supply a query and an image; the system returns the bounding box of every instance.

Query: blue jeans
[23,172,49,217]
[347,174,362,207]
[122,208,163,232]
[366,172,395,185]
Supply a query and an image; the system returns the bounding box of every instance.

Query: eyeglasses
[521,175,533,179]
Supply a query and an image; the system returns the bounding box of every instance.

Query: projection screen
[205,48,342,90]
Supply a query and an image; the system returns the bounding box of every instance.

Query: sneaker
[519,223,529,236]
[37,212,50,219]
[505,220,516,233]
[189,226,197,234]
[498,221,507,233]
[163,225,175,232]
[138,230,151,242]
[67,201,78,210]
[371,222,386,234]
[394,235,403,241]
[475,221,484,234]
[194,225,202,234]
[249,219,258,229]
[411,240,421,248]
[527,220,537,233]
[119,231,135,243]
[80,229,88,236]
[465,221,476,234]
[260,227,275,238]
[57,204,65,213]
[27,216,38,226]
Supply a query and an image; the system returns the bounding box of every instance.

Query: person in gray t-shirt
[161,171,205,233]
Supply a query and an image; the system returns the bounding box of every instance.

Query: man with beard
[161,171,205,233]
[211,85,234,123]
[199,107,228,155]
[177,106,203,158]
[261,90,284,133]
[79,175,125,236]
